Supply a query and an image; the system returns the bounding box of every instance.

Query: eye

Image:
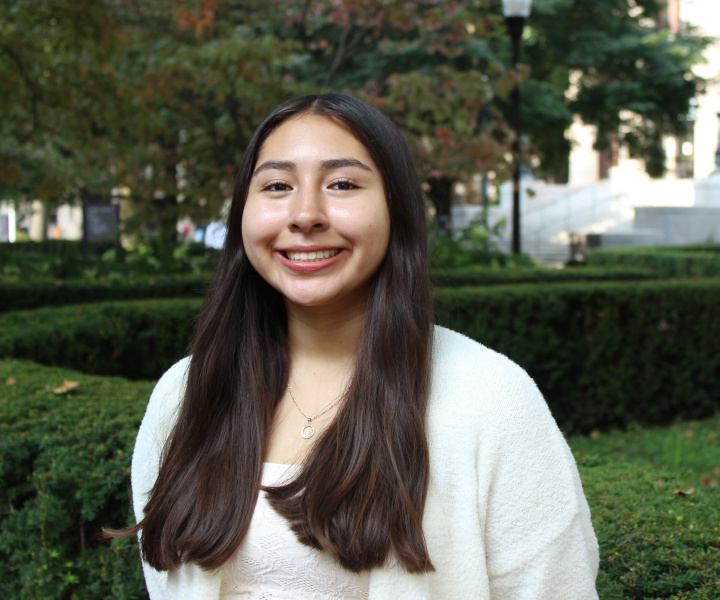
[329,178,359,191]
[262,180,291,192]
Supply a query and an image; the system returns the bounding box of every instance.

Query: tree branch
[0,41,42,135]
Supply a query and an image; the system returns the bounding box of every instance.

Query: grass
[1,358,719,599]
[570,417,720,599]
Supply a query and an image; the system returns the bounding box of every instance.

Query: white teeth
[286,249,339,262]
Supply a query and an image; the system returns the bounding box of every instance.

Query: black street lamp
[502,0,532,254]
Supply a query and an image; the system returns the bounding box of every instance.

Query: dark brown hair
[119,93,435,574]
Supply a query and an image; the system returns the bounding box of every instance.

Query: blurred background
[1,0,718,265]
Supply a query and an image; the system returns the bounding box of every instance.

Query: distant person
[204,220,227,249]
[110,93,599,599]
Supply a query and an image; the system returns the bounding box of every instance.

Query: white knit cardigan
[132,326,599,599]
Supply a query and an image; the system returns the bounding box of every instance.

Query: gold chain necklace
[286,384,347,439]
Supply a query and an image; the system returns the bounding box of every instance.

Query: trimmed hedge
[434,280,720,433]
[2,359,719,599]
[0,299,201,380]
[0,276,209,313]
[0,267,657,314]
[1,240,85,256]
[0,359,152,599]
[2,280,719,433]
[431,265,655,287]
[587,246,720,278]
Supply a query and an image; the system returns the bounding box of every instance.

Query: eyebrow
[253,157,373,176]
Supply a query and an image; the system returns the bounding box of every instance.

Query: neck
[285,298,366,369]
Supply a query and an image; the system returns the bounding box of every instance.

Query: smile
[285,249,340,262]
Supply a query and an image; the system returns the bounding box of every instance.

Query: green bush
[1,240,85,256]
[429,216,535,269]
[2,359,718,598]
[431,265,655,287]
[587,246,720,278]
[434,280,720,433]
[0,276,209,313]
[0,359,152,600]
[0,267,658,314]
[0,299,201,380]
[0,241,219,283]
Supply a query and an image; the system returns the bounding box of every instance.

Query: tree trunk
[427,176,453,235]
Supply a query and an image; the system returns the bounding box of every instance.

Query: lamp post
[502,0,532,254]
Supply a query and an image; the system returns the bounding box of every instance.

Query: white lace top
[219,463,370,600]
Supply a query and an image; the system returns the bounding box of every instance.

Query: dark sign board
[83,203,119,244]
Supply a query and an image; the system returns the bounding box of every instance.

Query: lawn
[570,416,720,599]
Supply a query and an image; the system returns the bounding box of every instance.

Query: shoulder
[140,357,191,437]
[431,325,547,423]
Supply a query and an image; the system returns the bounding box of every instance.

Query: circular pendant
[301,423,315,439]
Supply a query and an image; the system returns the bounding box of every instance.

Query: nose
[289,186,328,233]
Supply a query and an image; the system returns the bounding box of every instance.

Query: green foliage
[0,276,209,313]
[587,246,720,279]
[0,299,201,380]
[434,279,720,433]
[579,461,720,598]
[522,0,710,179]
[0,241,219,283]
[432,265,655,287]
[572,413,720,598]
[2,0,707,235]
[429,216,534,269]
[0,359,152,599]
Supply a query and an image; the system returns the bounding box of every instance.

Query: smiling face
[241,114,391,313]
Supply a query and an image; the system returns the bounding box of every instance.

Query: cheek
[242,204,282,248]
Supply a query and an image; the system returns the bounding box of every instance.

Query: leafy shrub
[431,265,655,287]
[0,276,209,313]
[0,299,201,380]
[2,240,85,256]
[434,279,720,433]
[0,359,152,600]
[587,246,720,278]
[0,241,219,283]
[0,267,659,314]
[429,216,535,269]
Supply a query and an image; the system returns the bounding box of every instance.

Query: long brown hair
[123,93,434,574]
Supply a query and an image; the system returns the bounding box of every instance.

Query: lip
[276,247,345,272]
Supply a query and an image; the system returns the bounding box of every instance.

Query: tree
[3,0,707,243]
[512,0,709,179]
[0,0,126,236]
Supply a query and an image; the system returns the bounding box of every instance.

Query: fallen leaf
[6,377,16,385]
[673,488,695,496]
[705,433,716,444]
[714,467,720,476]
[52,380,80,395]
[589,429,600,439]
[700,476,711,485]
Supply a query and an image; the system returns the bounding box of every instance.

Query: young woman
[127,93,599,599]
